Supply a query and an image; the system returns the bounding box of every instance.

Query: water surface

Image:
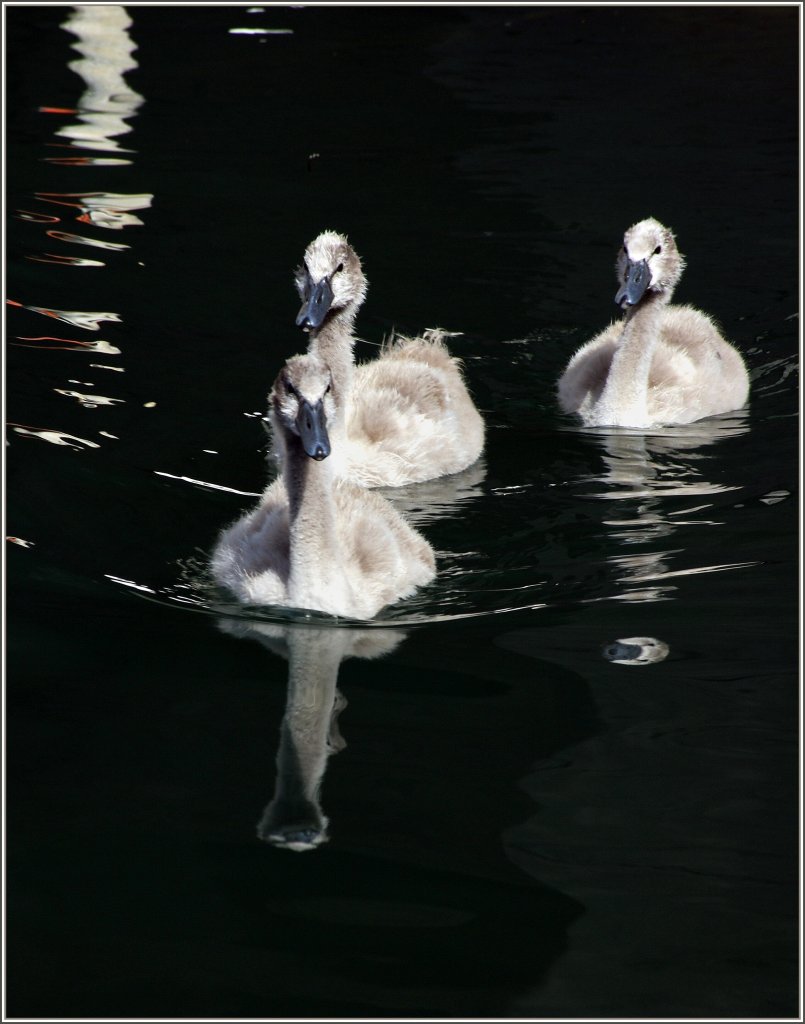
[5,5,799,1018]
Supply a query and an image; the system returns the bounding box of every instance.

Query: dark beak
[615,258,651,309]
[296,398,330,460]
[295,277,334,330]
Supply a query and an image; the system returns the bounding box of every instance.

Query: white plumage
[211,353,435,618]
[558,217,750,428]
[295,230,485,486]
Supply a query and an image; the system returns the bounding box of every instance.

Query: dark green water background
[5,5,800,1018]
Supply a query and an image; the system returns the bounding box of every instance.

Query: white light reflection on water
[54,388,125,409]
[35,190,153,230]
[228,27,294,36]
[45,229,130,251]
[10,303,121,331]
[27,253,106,268]
[12,336,122,355]
[11,426,101,450]
[154,471,262,499]
[613,559,759,585]
[55,5,144,157]
[7,5,153,481]
[104,574,157,594]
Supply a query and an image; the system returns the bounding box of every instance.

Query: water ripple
[35,191,152,229]
[27,253,105,267]
[8,300,121,331]
[12,335,121,354]
[57,5,143,155]
[10,425,101,450]
[45,229,130,251]
[54,388,124,409]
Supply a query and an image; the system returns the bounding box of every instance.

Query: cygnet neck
[277,425,345,611]
[307,308,357,413]
[599,289,671,425]
[281,428,336,535]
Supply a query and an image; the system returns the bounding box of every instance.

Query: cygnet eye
[284,379,297,397]
[335,262,344,273]
[653,245,662,255]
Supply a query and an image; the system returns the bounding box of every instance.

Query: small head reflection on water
[602,635,670,666]
[217,615,407,852]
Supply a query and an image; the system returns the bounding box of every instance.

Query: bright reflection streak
[27,253,105,267]
[13,335,121,354]
[57,6,144,155]
[154,471,262,498]
[54,388,124,408]
[46,230,130,251]
[36,191,152,229]
[229,28,294,35]
[11,302,121,330]
[11,425,101,449]
[105,574,156,594]
[616,560,759,584]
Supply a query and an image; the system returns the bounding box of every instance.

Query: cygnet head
[270,353,336,461]
[294,230,368,332]
[615,217,685,311]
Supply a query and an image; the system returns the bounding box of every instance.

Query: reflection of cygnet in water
[380,456,487,528]
[603,636,670,666]
[558,217,750,428]
[589,421,747,501]
[218,619,405,851]
[211,353,436,618]
[585,423,748,603]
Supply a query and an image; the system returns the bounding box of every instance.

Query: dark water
[5,5,800,1018]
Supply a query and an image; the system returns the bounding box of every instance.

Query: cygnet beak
[296,276,334,331]
[615,257,651,309]
[296,398,331,461]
